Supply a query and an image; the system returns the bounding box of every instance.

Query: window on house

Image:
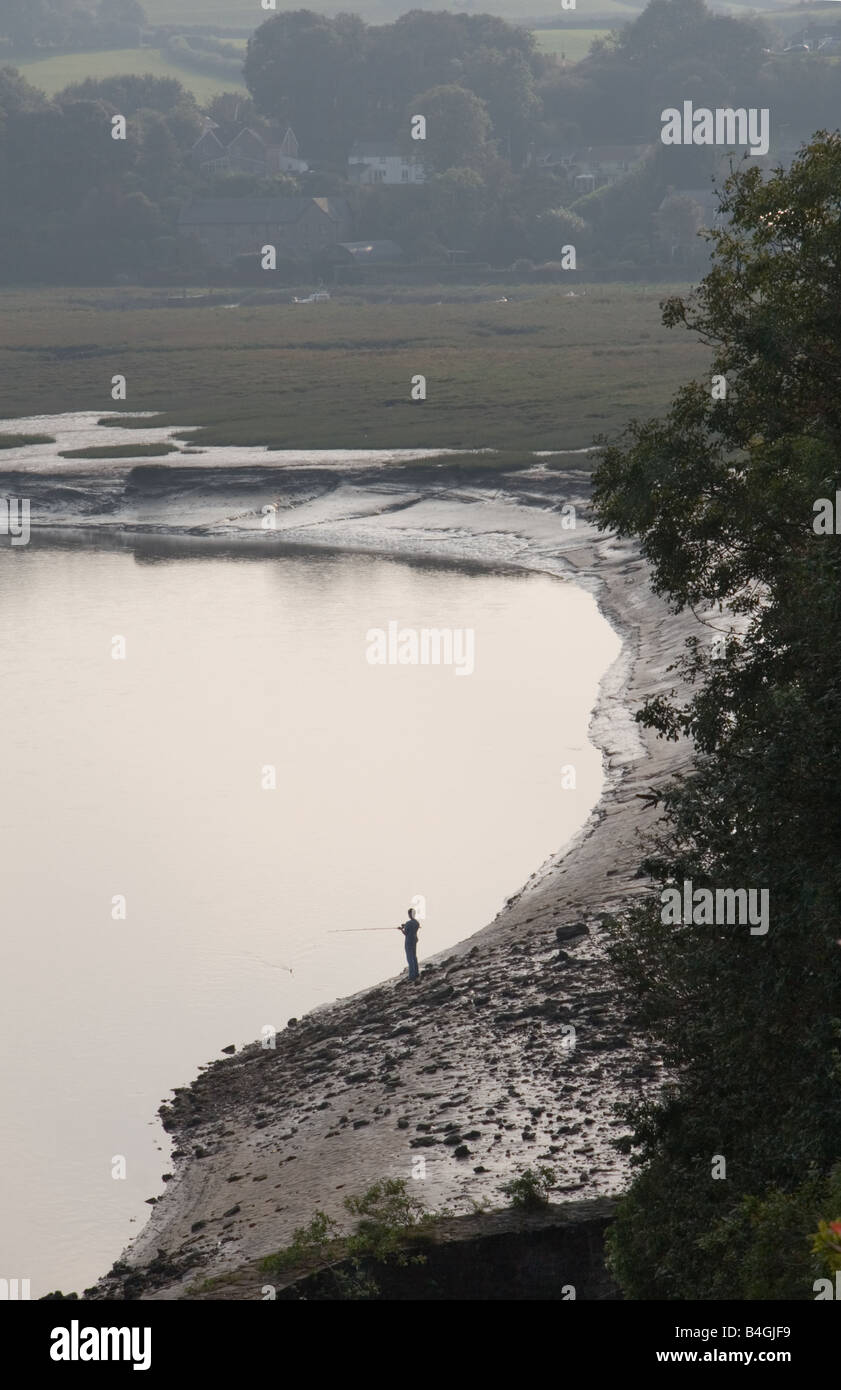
[401,169,409,181]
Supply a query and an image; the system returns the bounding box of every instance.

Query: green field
[0,285,708,453]
[534,28,612,62]
[17,47,247,103]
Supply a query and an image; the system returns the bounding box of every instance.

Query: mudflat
[50,455,695,1300]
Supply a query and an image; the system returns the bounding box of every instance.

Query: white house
[348,141,425,185]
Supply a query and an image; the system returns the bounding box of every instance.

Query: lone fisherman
[399,908,421,982]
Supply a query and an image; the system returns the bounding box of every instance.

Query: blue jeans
[405,941,419,980]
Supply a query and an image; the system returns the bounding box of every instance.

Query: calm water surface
[0,541,620,1295]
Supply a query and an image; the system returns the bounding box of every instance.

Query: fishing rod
[327,927,401,933]
[220,949,294,974]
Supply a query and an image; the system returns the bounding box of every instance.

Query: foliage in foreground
[500,1166,557,1210]
[606,1160,841,1300]
[260,1167,567,1297]
[592,133,841,1299]
[260,1178,438,1299]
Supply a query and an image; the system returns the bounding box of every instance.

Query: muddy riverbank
[10,443,692,1300]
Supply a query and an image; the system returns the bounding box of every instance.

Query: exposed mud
[7,422,692,1300]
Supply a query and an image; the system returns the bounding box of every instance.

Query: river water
[0,537,620,1297]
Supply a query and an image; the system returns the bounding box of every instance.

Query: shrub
[606,1160,841,1300]
[260,1178,437,1298]
[501,1165,556,1210]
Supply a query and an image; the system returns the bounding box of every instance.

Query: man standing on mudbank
[399,908,421,982]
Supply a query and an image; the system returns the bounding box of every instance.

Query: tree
[528,205,588,263]
[97,0,146,22]
[462,46,539,168]
[244,7,540,164]
[616,0,766,83]
[0,65,49,114]
[353,180,437,259]
[538,0,771,149]
[427,167,487,252]
[0,0,56,50]
[244,10,366,161]
[94,0,146,48]
[132,111,181,200]
[57,74,195,117]
[407,84,492,175]
[655,191,704,259]
[204,92,258,130]
[592,133,841,1298]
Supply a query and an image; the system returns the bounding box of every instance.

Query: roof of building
[335,240,404,261]
[228,127,266,147]
[178,197,343,226]
[192,129,226,151]
[191,126,300,157]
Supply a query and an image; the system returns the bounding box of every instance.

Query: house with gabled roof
[190,126,308,177]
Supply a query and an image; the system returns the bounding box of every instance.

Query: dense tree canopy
[244,8,542,165]
[0,0,146,53]
[0,68,200,281]
[543,0,839,147]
